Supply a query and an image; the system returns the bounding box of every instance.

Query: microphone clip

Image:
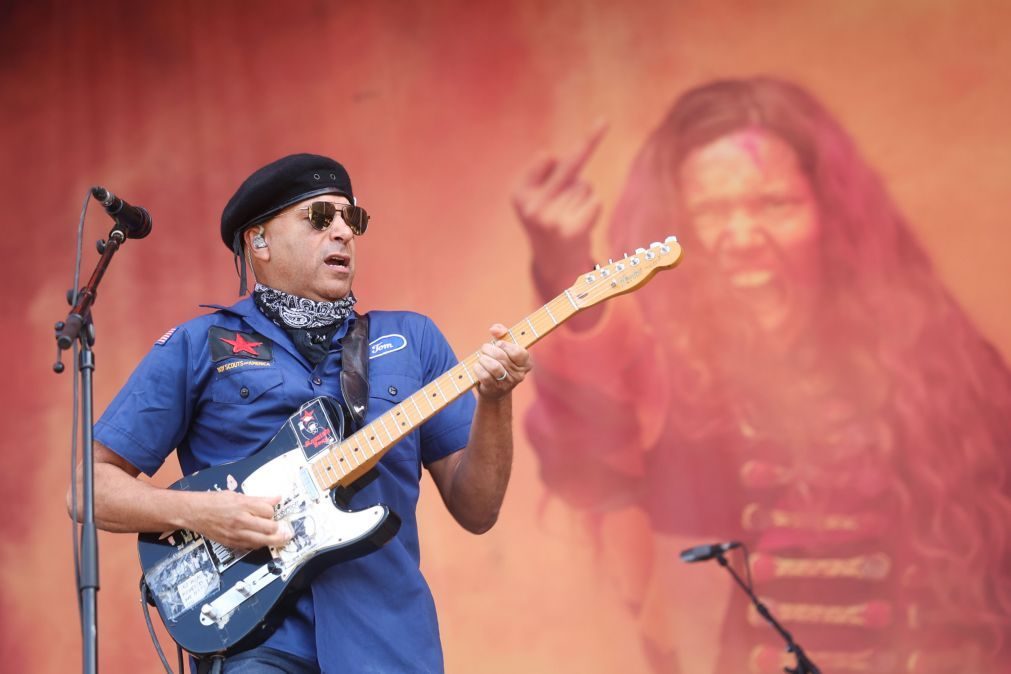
[91,186,153,240]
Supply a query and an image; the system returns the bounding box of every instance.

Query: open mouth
[729,269,774,288]
[324,253,349,268]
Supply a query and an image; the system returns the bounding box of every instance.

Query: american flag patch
[154,327,178,346]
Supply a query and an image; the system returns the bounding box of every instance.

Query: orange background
[2,1,1010,671]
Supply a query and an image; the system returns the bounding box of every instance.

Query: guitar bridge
[199,564,281,628]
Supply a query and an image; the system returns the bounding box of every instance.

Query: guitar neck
[307,290,583,492]
[306,236,682,492]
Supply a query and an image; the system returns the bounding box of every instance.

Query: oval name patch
[369,333,407,360]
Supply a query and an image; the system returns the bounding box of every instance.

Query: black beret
[220,153,354,250]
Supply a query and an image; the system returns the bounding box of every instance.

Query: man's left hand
[474,323,532,398]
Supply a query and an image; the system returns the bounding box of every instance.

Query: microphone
[679,541,742,563]
[91,186,152,239]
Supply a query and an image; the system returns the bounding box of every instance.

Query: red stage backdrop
[2,1,1010,672]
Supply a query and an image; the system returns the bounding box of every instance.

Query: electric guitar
[138,237,684,655]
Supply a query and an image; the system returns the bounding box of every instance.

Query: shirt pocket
[209,366,285,405]
[368,373,423,465]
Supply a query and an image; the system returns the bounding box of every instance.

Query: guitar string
[311,245,678,488]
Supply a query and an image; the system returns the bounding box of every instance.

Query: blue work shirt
[95,297,476,673]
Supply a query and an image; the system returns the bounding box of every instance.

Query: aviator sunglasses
[297,201,370,236]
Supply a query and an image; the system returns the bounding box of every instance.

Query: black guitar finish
[138,396,401,656]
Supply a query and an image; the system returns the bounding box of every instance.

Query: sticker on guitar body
[242,449,388,576]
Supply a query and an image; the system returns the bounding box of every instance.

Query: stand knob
[53,321,66,373]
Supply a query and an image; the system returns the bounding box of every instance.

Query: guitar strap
[334,311,377,508]
[339,311,370,431]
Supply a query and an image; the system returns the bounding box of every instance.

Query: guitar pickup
[199,565,281,628]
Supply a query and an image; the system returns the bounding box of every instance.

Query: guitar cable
[67,188,90,635]
[140,576,183,673]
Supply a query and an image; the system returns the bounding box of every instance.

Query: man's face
[254,195,357,301]
[679,129,822,332]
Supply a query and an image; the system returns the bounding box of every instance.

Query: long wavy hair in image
[608,76,1011,659]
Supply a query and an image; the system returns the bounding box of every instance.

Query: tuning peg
[649,242,662,248]
[665,235,678,243]
[608,258,614,265]
[635,248,646,254]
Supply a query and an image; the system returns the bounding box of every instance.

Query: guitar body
[138,396,401,656]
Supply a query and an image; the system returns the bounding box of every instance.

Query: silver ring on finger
[495,371,508,382]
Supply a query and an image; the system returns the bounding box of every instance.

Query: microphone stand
[54,222,132,674]
[714,551,821,674]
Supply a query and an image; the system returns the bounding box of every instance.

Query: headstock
[567,236,683,308]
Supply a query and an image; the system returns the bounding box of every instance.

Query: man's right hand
[69,443,294,551]
[513,122,608,302]
[184,490,294,551]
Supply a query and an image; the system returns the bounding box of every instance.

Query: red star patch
[219,332,263,356]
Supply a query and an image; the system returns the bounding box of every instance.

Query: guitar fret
[434,379,446,401]
[506,328,517,344]
[331,448,347,474]
[378,416,395,443]
[326,453,344,478]
[544,304,558,325]
[343,441,361,467]
[392,404,412,433]
[334,445,352,468]
[318,455,332,478]
[346,440,363,465]
[317,455,331,479]
[334,450,350,476]
[448,368,462,393]
[525,317,539,338]
[361,427,379,456]
[424,386,437,411]
[337,453,351,476]
[563,289,579,311]
[410,395,425,421]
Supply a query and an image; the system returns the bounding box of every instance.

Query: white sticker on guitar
[146,541,220,621]
[177,569,214,609]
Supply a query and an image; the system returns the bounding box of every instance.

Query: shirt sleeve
[93,327,197,476]
[416,316,475,467]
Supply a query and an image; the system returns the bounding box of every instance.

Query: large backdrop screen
[3,1,1011,672]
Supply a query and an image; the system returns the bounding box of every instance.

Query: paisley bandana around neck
[253,283,357,330]
[253,284,357,365]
